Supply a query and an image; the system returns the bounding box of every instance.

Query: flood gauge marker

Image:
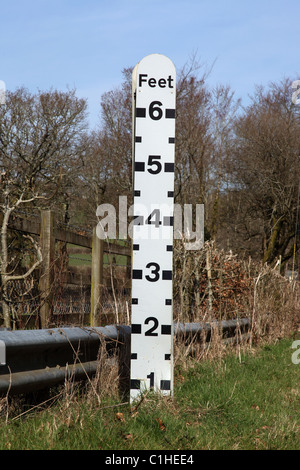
[130,54,176,402]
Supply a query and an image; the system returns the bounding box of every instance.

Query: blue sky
[1,0,300,128]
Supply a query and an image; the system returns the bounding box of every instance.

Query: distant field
[1,338,299,450]
[67,241,130,267]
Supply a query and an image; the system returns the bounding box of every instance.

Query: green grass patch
[67,241,129,267]
[0,338,299,450]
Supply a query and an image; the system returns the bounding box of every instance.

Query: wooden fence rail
[2,210,131,328]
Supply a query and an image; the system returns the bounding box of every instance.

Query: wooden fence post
[90,228,104,326]
[39,210,55,328]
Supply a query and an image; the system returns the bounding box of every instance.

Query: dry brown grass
[172,242,300,372]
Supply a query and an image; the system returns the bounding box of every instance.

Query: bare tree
[227,79,300,268]
[209,85,241,241]
[99,68,133,198]
[175,65,212,206]
[0,87,87,328]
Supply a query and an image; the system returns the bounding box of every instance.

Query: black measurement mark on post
[130,379,141,390]
[161,325,172,334]
[134,162,145,172]
[164,163,174,172]
[165,109,175,118]
[163,216,173,226]
[162,270,172,280]
[132,269,143,279]
[160,380,171,390]
[131,324,142,334]
[133,215,144,225]
[136,107,146,118]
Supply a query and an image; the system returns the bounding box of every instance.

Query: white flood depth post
[130,54,176,402]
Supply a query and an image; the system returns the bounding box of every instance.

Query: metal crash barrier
[0,319,249,395]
